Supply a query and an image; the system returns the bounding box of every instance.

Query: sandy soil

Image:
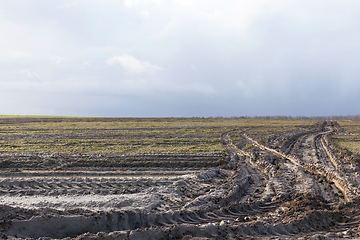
[1,121,360,239]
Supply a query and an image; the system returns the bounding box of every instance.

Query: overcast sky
[0,0,359,117]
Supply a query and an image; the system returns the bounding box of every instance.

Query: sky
[0,0,360,117]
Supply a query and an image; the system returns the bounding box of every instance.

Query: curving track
[1,121,360,239]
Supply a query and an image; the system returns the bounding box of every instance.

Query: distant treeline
[211,115,360,120]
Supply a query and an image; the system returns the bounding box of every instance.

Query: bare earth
[1,121,360,239]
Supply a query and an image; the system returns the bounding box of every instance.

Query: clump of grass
[259,138,267,146]
[331,120,360,155]
[245,144,254,150]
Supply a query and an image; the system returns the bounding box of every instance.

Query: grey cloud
[0,1,359,116]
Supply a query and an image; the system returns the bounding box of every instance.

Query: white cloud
[141,10,149,17]
[20,69,40,79]
[107,55,163,74]
[152,0,164,4]
[51,56,67,64]
[124,0,138,8]
[0,13,54,60]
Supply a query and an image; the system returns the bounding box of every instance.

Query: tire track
[0,202,343,239]
[242,130,359,202]
[281,132,308,155]
[314,133,336,170]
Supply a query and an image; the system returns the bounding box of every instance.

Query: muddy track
[280,132,308,155]
[1,121,360,239]
[246,132,359,200]
[228,122,360,234]
[314,133,336,170]
[274,129,346,202]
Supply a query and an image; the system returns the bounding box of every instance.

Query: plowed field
[1,118,360,239]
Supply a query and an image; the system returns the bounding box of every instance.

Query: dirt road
[1,121,360,239]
